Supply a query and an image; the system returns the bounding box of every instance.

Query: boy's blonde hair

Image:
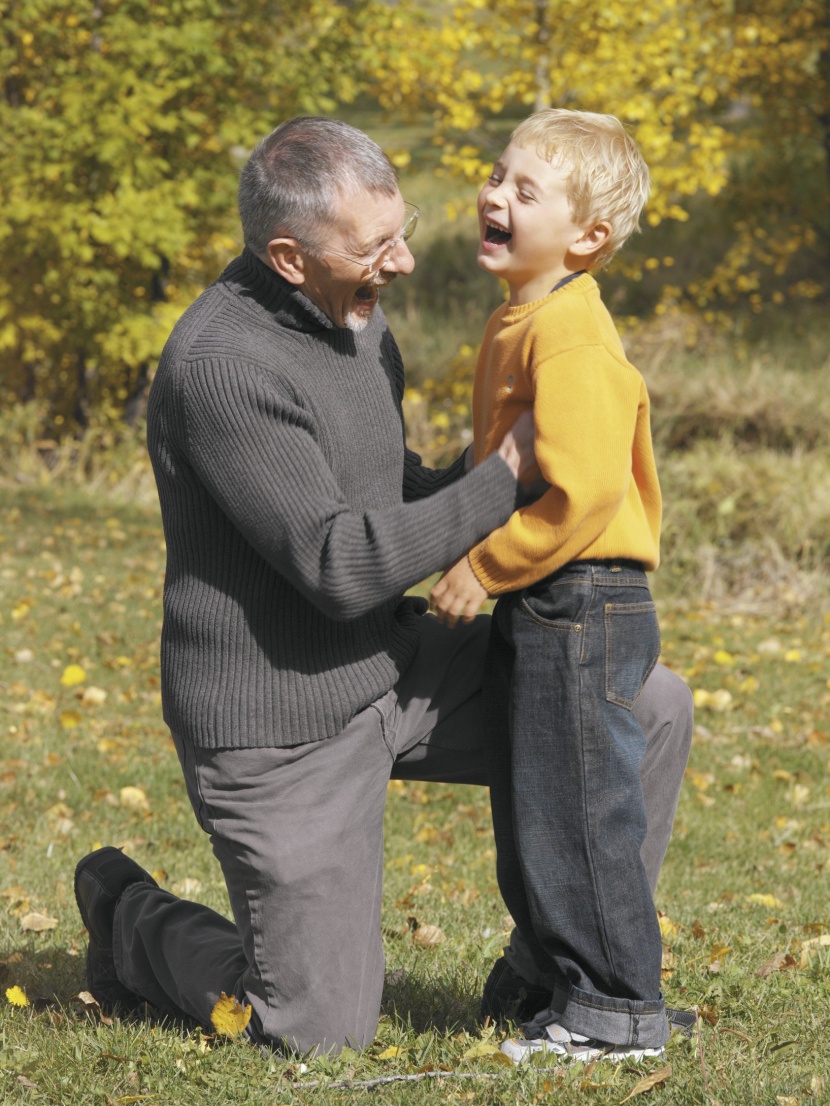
[510,108,650,269]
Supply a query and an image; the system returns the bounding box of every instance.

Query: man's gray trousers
[111,613,692,1055]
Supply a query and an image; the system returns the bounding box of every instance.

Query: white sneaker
[501,1021,665,1065]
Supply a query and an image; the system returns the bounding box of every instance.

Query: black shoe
[480,957,552,1025]
[480,957,698,1039]
[666,1006,696,1038]
[74,846,157,1012]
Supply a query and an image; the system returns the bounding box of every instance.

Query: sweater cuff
[467,539,518,595]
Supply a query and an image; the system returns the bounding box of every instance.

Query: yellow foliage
[369,0,827,310]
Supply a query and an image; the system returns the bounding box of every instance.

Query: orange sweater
[468,273,661,594]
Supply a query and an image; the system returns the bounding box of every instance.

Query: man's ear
[263,238,307,285]
[570,221,612,260]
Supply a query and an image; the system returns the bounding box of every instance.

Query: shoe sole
[501,1038,665,1065]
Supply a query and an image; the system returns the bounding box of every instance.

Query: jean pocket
[604,601,660,709]
[520,584,587,630]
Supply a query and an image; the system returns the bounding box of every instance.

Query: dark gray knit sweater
[147,250,519,748]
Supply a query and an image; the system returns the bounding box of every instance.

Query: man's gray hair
[238,117,399,256]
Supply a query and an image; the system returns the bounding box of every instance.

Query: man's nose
[381,238,415,276]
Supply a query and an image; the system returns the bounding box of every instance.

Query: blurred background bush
[1,0,828,606]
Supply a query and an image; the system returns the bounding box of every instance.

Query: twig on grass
[292,1065,565,1090]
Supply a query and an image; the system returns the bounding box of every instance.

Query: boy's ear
[570,221,612,260]
[263,238,307,285]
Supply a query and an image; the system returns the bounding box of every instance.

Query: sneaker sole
[501,1037,665,1065]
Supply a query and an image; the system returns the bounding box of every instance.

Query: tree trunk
[820,1,830,230]
[74,353,90,431]
[124,363,150,427]
[123,256,170,425]
[534,0,551,111]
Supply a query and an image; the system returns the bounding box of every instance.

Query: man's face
[301,189,415,331]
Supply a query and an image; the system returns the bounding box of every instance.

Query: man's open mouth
[354,284,377,303]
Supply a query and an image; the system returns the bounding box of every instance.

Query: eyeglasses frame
[302,201,420,274]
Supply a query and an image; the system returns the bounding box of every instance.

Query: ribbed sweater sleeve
[179,357,516,621]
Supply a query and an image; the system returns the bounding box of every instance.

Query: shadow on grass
[0,942,206,1038]
[382,967,482,1035]
[0,943,85,1005]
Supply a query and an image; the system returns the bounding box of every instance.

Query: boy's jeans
[485,560,669,1048]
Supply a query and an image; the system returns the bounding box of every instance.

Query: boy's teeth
[485,224,512,245]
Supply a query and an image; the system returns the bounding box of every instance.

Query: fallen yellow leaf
[788,784,810,808]
[20,912,58,933]
[377,1045,406,1059]
[59,710,83,729]
[60,664,87,687]
[692,688,733,712]
[120,786,150,814]
[411,923,445,948]
[709,688,734,712]
[81,686,107,706]
[462,1040,514,1065]
[171,878,202,898]
[658,915,680,939]
[210,991,252,1036]
[686,771,713,792]
[747,893,784,909]
[800,934,830,967]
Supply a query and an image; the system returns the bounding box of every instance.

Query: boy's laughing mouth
[483,219,512,249]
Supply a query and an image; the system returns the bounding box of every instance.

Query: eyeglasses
[312,201,419,274]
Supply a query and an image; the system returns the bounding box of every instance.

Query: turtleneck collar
[219,248,338,334]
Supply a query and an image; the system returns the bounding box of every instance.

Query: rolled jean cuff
[554,981,669,1048]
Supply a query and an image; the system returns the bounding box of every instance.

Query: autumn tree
[0,0,395,431]
[373,0,830,317]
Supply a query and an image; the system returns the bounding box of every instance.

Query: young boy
[431,109,667,1063]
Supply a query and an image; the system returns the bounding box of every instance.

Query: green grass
[1,487,829,1104]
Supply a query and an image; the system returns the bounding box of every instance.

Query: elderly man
[73,117,692,1056]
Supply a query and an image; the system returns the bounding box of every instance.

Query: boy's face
[477,142,594,306]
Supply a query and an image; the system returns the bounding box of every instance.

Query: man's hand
[497,410,543,491]
[430,557,489,628]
